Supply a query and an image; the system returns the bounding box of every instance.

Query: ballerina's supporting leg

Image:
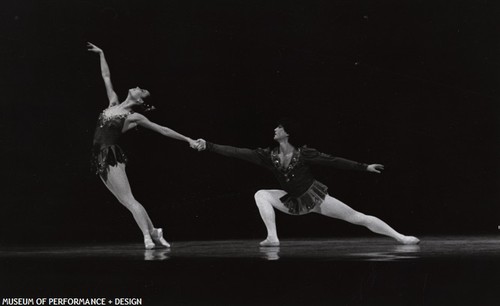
[312,195,419,245]
[101,163,170,248]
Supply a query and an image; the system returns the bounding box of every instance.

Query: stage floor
[1,236,499,305]
[1,235,499,261]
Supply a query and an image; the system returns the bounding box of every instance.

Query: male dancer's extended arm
[301,147,374,172]
[199,140,266,166]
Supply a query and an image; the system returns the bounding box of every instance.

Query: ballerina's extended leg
[102,164,162,249]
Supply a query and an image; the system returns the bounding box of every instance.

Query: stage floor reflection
[1,236,499,261]
[1,236,499,305]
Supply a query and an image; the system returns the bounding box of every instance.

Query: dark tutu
[91,144,128,182]
[280,180,328,215]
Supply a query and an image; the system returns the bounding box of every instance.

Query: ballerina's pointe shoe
[144,235,155,250]
[152,228,171,248]
[399,236,420,245]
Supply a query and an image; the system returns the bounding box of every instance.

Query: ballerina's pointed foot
[151,228,171,248]
[144,236,155,250]
[260,238,280,247]
[398,236,420,245]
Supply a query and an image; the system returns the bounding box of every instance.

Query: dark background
[2,0,499,244]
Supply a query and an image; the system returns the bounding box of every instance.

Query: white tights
[101,163,155,236]
[254,189,416,244]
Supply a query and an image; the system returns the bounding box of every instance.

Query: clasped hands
[188,139,206,151]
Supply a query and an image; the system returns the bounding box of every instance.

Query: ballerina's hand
[367,164,384,173]
[195,139,206,151]
[87,42,103,54]
[188,139,199,149]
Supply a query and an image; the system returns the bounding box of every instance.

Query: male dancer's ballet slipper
[398,236,420,245]
[152,228,171,248]
[260,238,280,247]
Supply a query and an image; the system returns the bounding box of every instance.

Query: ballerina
[88,42,198,249]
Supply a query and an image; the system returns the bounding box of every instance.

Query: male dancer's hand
[367,164,384,173]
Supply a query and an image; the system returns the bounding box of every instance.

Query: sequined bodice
[92,111,129,147]
[268,147,318,196]
[270,147,303,183]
